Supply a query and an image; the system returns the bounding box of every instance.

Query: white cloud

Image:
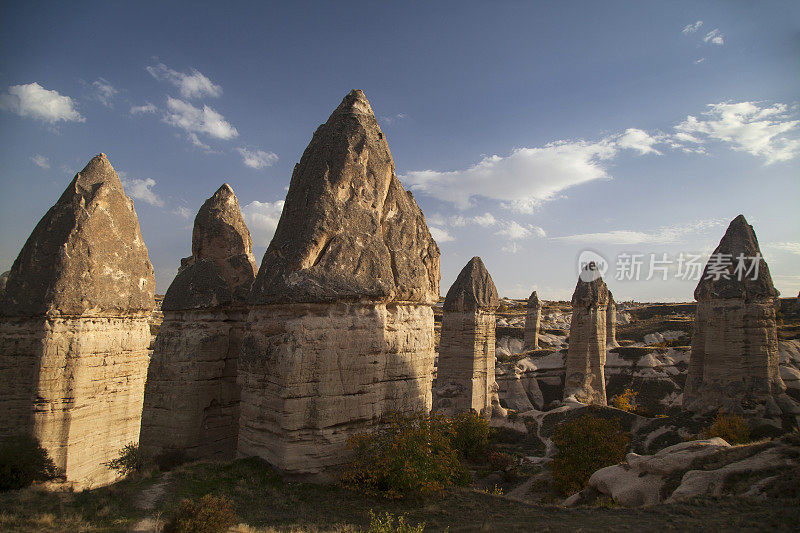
[173,206,193,220]
[433,212,498,228]
[404,138,618,213]
[121,176,164,207]
[187,132,213,151]
[764,242,800,256]
[495,221,546,240]
[703,29,724,45]
[130,102,157,115]
[694,58,706,65]
[616,128,662,155]
[237,147,279,169]
[472,212,498,227]
[682,21,703,34]
[381,113,407,125]
[429,226,455,243]
[674,101,800,164]
[146,62,222,99]
[0,82,84,123]
[501,242,520,254]
[31,154,50,169]
[241,200,285,246]
[164,96,238,143]
[554,219,724,245]
[91,78,117,107]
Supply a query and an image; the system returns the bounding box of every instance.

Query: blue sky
[1,1,798,301]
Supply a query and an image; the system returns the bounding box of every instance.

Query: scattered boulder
[140,184,257,461]
[0,154,155,489]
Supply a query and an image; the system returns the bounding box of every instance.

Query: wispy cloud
[130,102,157,115]
[91,78,118,107]
[241,199,285,246]
[703,29,724,45]
[430,212,498,228]
[164,97,238,145]
[146,62,222,99]
[694,58,706,65]
[120,173,164,207]
[682,21,703,34]
[380,113,407,125]
[30,154,50,169]
[554,219,724,245]
[0,82,84,123]
[674,101,800,164]
[616,128,662,155]
[495,221,546,240]
[237,147,278,169]
[173,206,193,220]
[764,242,800,256]
[429,226,455,243]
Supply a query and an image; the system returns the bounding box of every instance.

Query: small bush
[701,412,752,445]
[163,494,236,533]
[105,444,150,477]
[487,450,514,471]
[551,415,629,496]
[341,412,470,499]
[366,510,425,533]
[610,389,638,413]
[447,411,490,461]
[0,434,60,491]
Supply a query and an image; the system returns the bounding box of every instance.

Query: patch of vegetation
[105,444,151,478]
[340,412,471,499]
[701,413,752,445]
[447,411,491,461]
[551,415,630,496]
[0,434,60,491]
[610,389,638,413]
[366,510,425,533]
[163,494,236,533]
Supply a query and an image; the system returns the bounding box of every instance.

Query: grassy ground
[2,458,799,532]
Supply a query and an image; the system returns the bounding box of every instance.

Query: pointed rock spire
[695,214,778,300]
[443,257,499,312]
[527,290,541,309]
[162,184,257,310]
[1,154,154,317]
[249,90,439,305]
[571,263,609,308]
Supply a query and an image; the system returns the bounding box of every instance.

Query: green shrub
[551,415,629,496]
[105,444,150,477]
[701,412,752,445]
[163,494,236,533]
[0,434,60,491]
[366,510,425,533]
[341,412,470,499]
[447,411,490,461]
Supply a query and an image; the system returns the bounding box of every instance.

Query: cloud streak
[0,82,84,123]
[237,147,278,169]
[164,97,238,144]
[147,62,222,99]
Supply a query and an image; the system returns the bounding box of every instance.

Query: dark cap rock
[443,257,499,312]
[249,90,440,305]
[694,215,779,301]
[1,154,155,317]
[527,290,541,309]
[571,267,609,308]
[162,184,257,311]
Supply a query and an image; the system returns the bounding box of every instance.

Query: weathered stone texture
[0,154,154,489]
[685,215,787,415]
[564,271,608,405]
[523,290,542,351]
[434,257,499,417]
[238,90,439,479]
[607,292,619,348]
[141,184,256,460]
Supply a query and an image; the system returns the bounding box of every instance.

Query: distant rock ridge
[249,89,439,306]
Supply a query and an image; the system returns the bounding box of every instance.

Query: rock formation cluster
[684,215,792,417]
[523,290,542,351]
[563,266,609,405]
[140,184,257,460]
[0,154,155,488]
[434,257,500,418]
[236,90,440,480]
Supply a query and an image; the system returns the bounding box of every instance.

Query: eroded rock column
[140,184,257,460]
[607,292,619,348]
[523,290,542,351]
[434,257,499,418]
[564,265,608,405]
[684,215,791,416]
[0,154,155,489]
[237,90,440,480]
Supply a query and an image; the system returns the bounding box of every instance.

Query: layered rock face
[434,257,499,418]
[607,292,619,348]
[523,290,542,351]
[140,184,257,460]
[684,215,789,416]
[563,267,609,404]
[238,90,440,479]
[0,154,155,488]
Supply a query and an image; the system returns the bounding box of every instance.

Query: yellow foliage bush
[610,389,638,413]
[701,412,752,445]
[551,415,629,496]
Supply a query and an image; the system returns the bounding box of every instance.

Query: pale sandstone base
[564,306,607,405]
[237,302,434,480]
[0,316,150,489]
[140,308,246,460]
[684,298,785,414]
[434,311,496,417]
